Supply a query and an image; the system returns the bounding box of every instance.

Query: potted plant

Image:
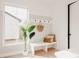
[21,24,35,55]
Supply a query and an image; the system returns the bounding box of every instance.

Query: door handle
[68,33,71,36]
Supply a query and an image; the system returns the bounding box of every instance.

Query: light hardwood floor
[35,48,57,57]
[5,48,57,58]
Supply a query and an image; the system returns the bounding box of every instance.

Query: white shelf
[31,42,56,46]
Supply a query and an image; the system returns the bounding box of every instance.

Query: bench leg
[45,46,48,52]
[31,46,35,55]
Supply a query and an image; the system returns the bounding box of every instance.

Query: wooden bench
[30,42,56,55]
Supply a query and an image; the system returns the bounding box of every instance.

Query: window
[4,5,28,45]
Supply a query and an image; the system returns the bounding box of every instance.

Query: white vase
[23,50,28,56]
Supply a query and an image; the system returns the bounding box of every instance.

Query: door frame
[68,1,77,49]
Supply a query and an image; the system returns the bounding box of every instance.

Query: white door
[70,1,79,54]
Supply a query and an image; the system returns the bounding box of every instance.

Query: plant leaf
[29,32,35,39]
[21,26,27,39]
[21,27,26,32]
[28,25,35,33]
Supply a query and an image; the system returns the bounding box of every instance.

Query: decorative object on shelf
[43,34,56,43]
[48,34,56,42]
[36,21,44,32]
[20,24,35,55]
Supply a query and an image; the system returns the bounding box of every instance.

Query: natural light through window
[5,6,28,22]
[4,5,28,45]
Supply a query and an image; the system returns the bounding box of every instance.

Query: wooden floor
[5,48,57,58]
[35,48,57,57]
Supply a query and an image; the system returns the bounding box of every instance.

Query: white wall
[70,1,79,54]
[52,0,68,50]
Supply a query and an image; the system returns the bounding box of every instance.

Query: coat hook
[35,20,36,22]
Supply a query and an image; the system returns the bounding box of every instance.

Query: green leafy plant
[21,25,35,51]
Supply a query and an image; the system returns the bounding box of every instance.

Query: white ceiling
[4,0,56,8]
[3,0,78,17]
[4,0,77,4]
[4,0,56,16]
[4,0,78,10]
